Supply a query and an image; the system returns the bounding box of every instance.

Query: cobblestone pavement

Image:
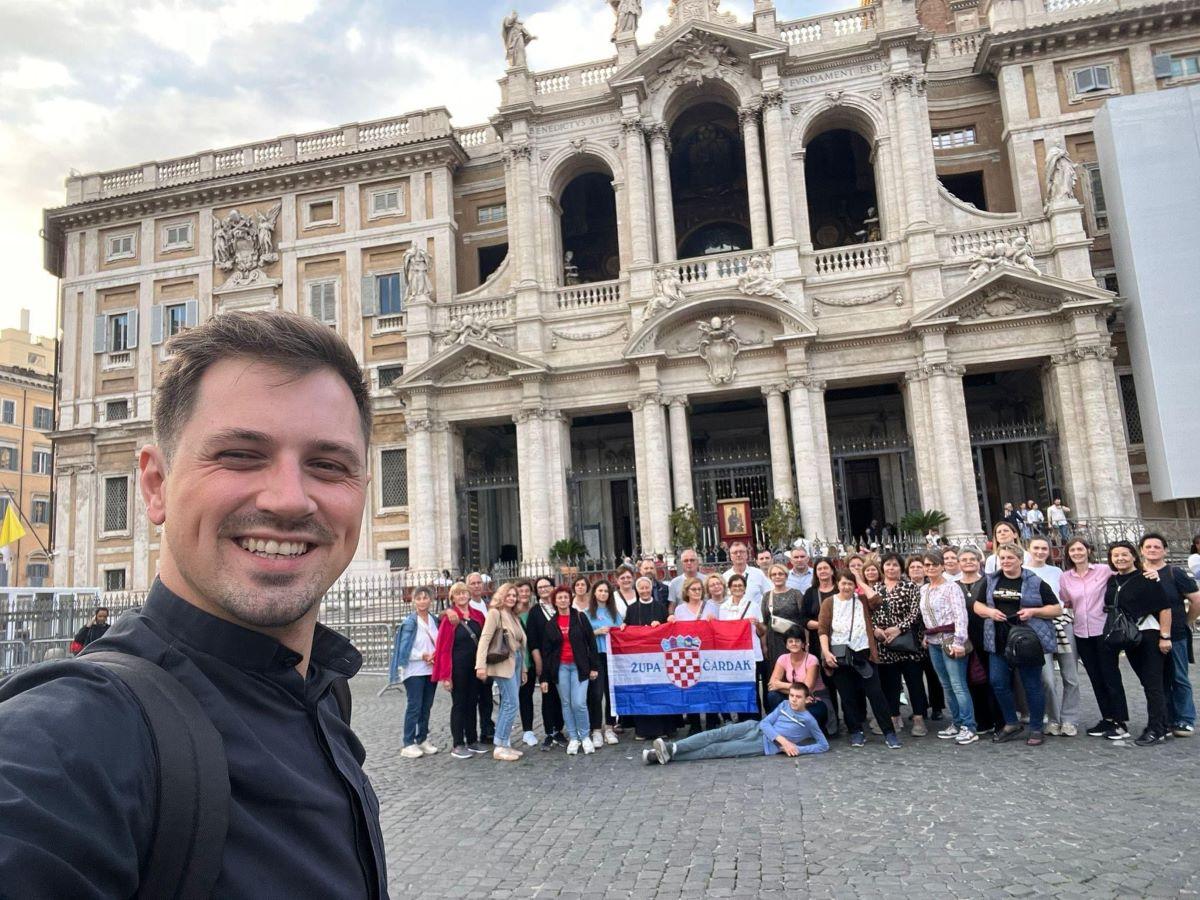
[353,663,1200,899]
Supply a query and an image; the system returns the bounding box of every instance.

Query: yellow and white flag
[0,502,27,547]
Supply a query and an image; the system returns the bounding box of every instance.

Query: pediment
[911,267,1116,327]
[394,340,547,390]
[611,20,787,91]
[625,294,816,359]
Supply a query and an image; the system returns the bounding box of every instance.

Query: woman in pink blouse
[765,627,829,732]
[1060,538,1127,738]
[918,549,978,745]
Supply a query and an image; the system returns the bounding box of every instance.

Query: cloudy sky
[0,0,845,338]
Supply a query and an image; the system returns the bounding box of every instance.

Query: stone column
[639,395,674,553]
[907,363,981,539]
[667,396,694,509]
[789,377,835,539]
[406,417,439,570]
[886,73,930,228]
[647,124,677,263]
[807,379,838,538]
[431,423,462,571]
[790,148,813,252]
[622,119,654,267]
[507,144,538,284]
[629,399,652,549]
[762,384,795,503]
[541,410,573,546]
[738,103,771,249]
[515,408,551,561]
[1073,346,1131,517]
[759,90,795,245]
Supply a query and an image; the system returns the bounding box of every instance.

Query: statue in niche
[696,315,741,385]
[610,0,641,37]
[403,246,433,301]
[502,11,535,69]
[737,253,787,301]
[213,204,281,288]
[1045,146,1078,205]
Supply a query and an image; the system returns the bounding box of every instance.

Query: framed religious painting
[716,497,752,544]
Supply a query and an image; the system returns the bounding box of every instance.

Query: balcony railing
[779,7,876,46]
[810,242,892,277]
[667,249,757,286]
[556,280,622,311]
[437,296,514,327]
[947,224,1031,258]
[373,313,407,334]
[532,60,618,97]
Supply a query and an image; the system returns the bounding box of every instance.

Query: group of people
[1001,497,1073,542]
[392,529,1199,764]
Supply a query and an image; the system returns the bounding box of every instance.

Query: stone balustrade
[529,60,618,100]
[437,296,514,327]
[928,30,984,70]
[455,125,499,149]
[67,108,453,202]
[808,242,892,277]
[556,280,622,311]
[667,249,756,286]
[779,7,876,47]
[947,224,1032,258]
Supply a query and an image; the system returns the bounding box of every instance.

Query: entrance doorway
[569,412,639,558]
[458,424,520,572]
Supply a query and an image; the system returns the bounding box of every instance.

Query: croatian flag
[608,621,758,715]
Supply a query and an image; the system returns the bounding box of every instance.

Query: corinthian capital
[760,89,784,110]
[737,103,761,127]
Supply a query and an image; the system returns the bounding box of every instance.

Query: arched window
[558,170,619,284]
[669,101,752,260]
[804,129,880,250]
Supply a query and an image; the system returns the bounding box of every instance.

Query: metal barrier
[0,640,29,675]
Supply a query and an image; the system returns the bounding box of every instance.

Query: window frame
[383,545,411,571]
[376,364,405,391]
[1067,62,1118,102]
[32,446,52,475]
[1081,162,1108,234]
[1115,368,1145,448]
[302,194,341,230]
[930,126,978,150]
[30,494,50,526]
[377,445,409,512]
[160,220,194,252]
[0,442,19,472]
[476,202,508,226]
[102,566,128,593]
[33,406,53,431]
[105,230,138,262]
[101,474,132,536]
[376,272,404,316]
[0,399,14,425]
[368,187,404,220]
[104,398,132,423]
[306,278,340,327]
[1169,52,1200,79]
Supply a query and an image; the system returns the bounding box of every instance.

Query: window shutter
[361,275,377,316]
[324,285,337,323]
[1095,66,1112,90]
[1153,54,1174,78]
[94,315,108,353]
[126,308,139,349]
[308,284,321,318]
[150,304,164,345]
[185,299,199,327]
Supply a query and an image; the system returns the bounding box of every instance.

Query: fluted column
[738,103,771,249]
[622,118,654,266]
[406,417,438,570]
[1073,346,1133,516]
[667,396,694,509]
[648,124,677,263]
[807,378,838,538]
[759,90,794,245]
[515,408,551,560]
[629,399,652,549]
[632,394,673,552]
[790,148,812,251]
[762,384,795,504]
[906,362,981,538]
[789,377,835,539]
[506,144,538,284]
[886,73,931,228]
[541,410,572,546]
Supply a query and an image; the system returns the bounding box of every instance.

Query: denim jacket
[389,611,440,683]
[983,570,1056,654]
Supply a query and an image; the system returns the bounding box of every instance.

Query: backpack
[1003,623,1045,668]
[1,651,351,899]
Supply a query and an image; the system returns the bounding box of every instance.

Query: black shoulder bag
[1102,579,1141,650]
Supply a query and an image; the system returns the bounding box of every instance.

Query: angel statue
[610,0,641,38]
[1005,236,1040,275]
[1045,146,1078,205]
[403,247,434,301]
[502,11,535,69]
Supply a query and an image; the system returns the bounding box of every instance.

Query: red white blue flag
[608,621,758,715]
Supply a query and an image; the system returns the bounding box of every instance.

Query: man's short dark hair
[1139,532,1168,550]
[95,606,109,615]
[788,682,811,696]
[154,310,371,459]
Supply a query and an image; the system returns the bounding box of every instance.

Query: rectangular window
[0,497,8,518]
[26,562,49,587]
[380,448,408,508]
[32,448,52,474]
[106,232,136,261]
[308,281,338,325]
[109,313,130,352]
[30,497,50,525]
[1170,53,1200,77]
[0,446,18,471]
[306,199,336,225]
[370,189,403,217]
[1118,373,1145,444]
[1083,163,1108,232]
[385,547,410,571]
[1072,64,1113,95]
[931,127,977,150]
[165,303,189,339]
[103,476,130,533]
[162,222,193,250]
[376,273,404,316]
[477,203,507,225]
[105,568,127,592]
[377,365,404,389]
[106,399,130,422]
[1,400,13,424]
[33,406,53,430]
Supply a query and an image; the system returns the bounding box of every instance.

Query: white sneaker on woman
[522,731,538,747]
[937,724,960,740]
[603,728,619,745]
[419,741,439,755]
[582,737,596,754]
[400,744,424,759]
[566,739,581,755]
[590,730,604,748]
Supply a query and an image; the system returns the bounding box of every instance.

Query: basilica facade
[42,0,1200,586]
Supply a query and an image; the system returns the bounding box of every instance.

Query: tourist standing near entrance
[667,548,701,605]
[397,587,440,759]
[1047,498,1071,543]
[466,572,495,744]
[1026,537,1079,736]
[871,553,928,737]
[723,541,772,606]
[434,582,487,759]
[69,608,110,654]
[541,586,598,755]
[918,550,978,745]
[956,548,1002,735]
[515,581,539,748]
[586,580,622,746]
[787,545,813,594]
[526,575,567,750]
[765,628,829,731]
[1108,541,1172,746]
[476,582,527,761]
[1138,533,1200,737]
[764,564,805,668]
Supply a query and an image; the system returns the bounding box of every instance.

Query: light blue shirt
[588,607,621,653]
[759,706,829,756]
[786,568,813,594]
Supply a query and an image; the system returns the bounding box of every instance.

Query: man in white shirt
[466,572,491,617]
[786,546,813,594]
[668,548,701,605]
[723,542,772,606]
[1047,498,1071,542]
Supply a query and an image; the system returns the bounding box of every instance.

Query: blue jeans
[1056,523,1070,543]
[402,675,437,745]
[989,652,1046,731]
[929,647,976,732]
[1164,636,1196,727]
[557,667,591,741]
[672,720,764,761]
[493,666,521,748]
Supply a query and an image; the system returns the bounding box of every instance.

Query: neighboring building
[0,311,56,585]
[40,0,1199,585]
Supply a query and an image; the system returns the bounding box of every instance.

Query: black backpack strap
[83,651,230,900]
[330,676,352,725]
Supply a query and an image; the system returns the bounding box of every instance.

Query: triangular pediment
[910,267,1117,327]
[611,20,787,90]
[394,340,547,390]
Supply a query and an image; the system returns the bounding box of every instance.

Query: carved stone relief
[213,204,280,289]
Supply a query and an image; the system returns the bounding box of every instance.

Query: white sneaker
[582,737,596,754]
[955,729,979,745]
[1045,722,1062,736]
[937,724,960,740]
[590,730,604,748]
[1060,723,1078,737]
[419,741,439,755]
[522,731,538,747]
[566,739,581,756]
[400,744,424,759]
[603,728,619,745]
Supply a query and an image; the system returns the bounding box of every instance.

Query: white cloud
[345,25,363,53]
[0,57,76,91]
[131,0,321,66]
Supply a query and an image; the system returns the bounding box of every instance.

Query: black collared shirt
[0,580,388,899]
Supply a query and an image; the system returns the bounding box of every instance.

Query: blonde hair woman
[431,581,487,758]
[476,582,528,761]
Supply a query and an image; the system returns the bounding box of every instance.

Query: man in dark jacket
[0,311,388,897]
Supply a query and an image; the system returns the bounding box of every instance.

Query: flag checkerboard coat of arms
[662,635,702,689]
